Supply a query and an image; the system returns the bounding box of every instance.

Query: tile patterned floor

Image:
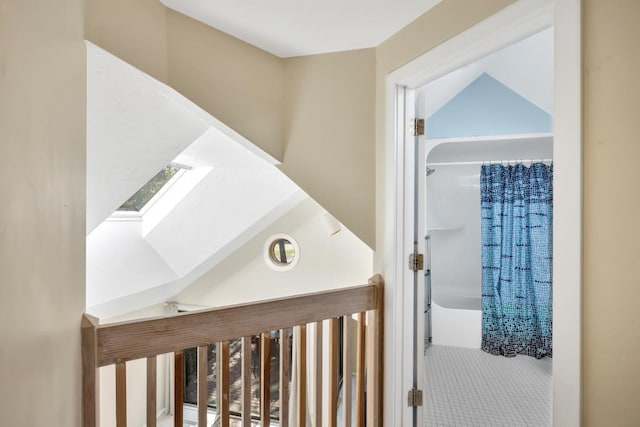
[424,345,552,427]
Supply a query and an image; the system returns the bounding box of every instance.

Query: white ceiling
[160,0,442,57]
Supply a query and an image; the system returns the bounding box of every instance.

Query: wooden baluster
[174,352,184,427]
[220,342,231,427]
[328,318,339,427]
[342,316,353,427]
[279,329,290,427]
[147,356,157,427]
[116,362,127,427]
[242,336,252,427]
[314,321,323,427]
[81,314,100,427]
[198,346,208,427]
[296,325,307,427]
[261,332,271,426]
[355,312,366,427]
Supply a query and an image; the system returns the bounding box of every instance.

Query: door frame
[383,0,582,425]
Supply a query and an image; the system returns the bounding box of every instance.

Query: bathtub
[431,299,482,349]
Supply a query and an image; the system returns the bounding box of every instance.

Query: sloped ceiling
[86,43,307,318]
[87,42,279,233]
[87,42,208,233]
[426,73,552,139]
[418,27,554,121]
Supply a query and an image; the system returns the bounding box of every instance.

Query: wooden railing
[82,275,383,427]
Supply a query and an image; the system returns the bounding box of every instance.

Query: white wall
[177,197,374,307]
[87,221,178,307]
[144,167,300,278]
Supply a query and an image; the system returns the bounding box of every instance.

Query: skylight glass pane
[118,165,179,212]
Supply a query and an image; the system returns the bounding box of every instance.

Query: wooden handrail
[96,283,376,367]
[82,275,384,427]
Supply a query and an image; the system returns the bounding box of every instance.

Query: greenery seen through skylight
[118,165,179,212]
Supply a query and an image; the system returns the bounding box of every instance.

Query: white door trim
[383,0,582,425]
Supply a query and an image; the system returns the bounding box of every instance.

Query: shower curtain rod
[427,158,553,167]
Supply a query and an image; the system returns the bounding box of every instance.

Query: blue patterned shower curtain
[481,163,553,359]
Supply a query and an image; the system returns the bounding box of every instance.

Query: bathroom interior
[419,27,554,426]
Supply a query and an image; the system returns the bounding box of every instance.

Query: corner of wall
[281,48,376,248]
[165,9,285,162]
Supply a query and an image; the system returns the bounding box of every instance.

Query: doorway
[384,1,581,426]
[418,26,555,424]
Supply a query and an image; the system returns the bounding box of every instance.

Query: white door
[398,85,426,427]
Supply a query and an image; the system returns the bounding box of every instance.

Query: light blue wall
[426,73,552,139]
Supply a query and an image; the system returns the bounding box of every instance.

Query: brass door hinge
[409,253,424,272]
[411,118,425,136]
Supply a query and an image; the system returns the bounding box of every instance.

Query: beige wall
[85,0,168,82]
[583,1,640,425]
[0,0,86,425]
[282,49,376,248]
[166,10,284,161]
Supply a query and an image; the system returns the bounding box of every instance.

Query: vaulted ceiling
[418,27,554,120]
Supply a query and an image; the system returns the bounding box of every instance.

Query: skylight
[118,165,180,212]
